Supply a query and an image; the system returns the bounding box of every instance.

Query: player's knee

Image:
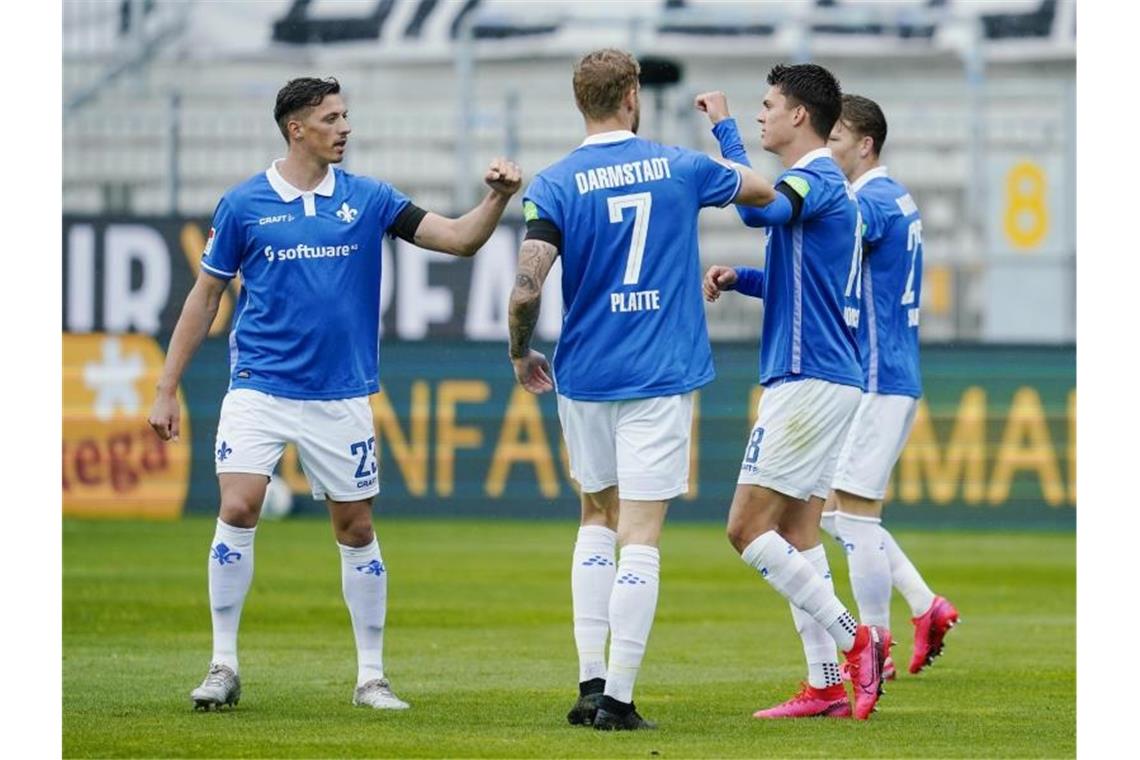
[335,517,375,548]
[726,522,754,554]
[218,498,260,528]
[780,524,818,551]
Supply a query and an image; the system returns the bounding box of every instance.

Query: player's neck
[850,158,881,185]
[584,116,634,137]
[778,136,828,169]
[277,151,331,192]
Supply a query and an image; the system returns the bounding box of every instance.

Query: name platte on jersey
[200,161,410,400]
[523,130,741,401]
[854,166,923,397]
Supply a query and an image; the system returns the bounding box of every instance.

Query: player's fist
[703,265,738,302]
[694,91,732,125]
[485,157,522,196]
[148,392,181,441]
[511,349,554,395]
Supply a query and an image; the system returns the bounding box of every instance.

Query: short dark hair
[840,94,888,157]
[573,49,640,121]
[766,63,842,141]
[273,77,341,143]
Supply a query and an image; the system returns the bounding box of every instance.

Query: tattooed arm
[508,238,559,394]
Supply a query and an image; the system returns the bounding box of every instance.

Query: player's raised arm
[696,91,794,227]
[149,270,230,441]
[507,237,559,394]
[409,157,522,257]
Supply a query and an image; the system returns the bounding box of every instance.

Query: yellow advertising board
[62,334,190,519]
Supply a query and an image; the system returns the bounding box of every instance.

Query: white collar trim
[792,147,832,169]
[266,160,336,202]
[852,165,889,192]
[580,130,636,147]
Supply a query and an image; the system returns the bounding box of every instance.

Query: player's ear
[860,135,874,159]
[288,117,303,143]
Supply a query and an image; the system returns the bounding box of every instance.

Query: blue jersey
[523,130,742,401]
[200,162,411,400]
[854,167,923,397]
[712,119,863,389]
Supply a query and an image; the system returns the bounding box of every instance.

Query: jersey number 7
[608,192,653,286]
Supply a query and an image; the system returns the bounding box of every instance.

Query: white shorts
[832,393,919,500]
[214,388,379,502]
[738,378,862,501]
[557,392,693,501]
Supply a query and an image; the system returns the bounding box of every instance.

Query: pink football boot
[752,682,851,719]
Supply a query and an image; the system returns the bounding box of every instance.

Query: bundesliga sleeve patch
[203,227,216,256]
[523,200,540,222]
[784,175,811,198]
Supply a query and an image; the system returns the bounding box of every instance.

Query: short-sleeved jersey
[201,161,410,400]
[522,130,742,401]
[756,148,864,389]
[854,167,923,397]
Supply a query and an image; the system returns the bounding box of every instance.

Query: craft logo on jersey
[336,202,358,223]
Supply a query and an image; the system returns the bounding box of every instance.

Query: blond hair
[572,49,640,121]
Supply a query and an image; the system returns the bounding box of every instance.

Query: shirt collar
[580,130,637,147]
[266,159,336,202]
[791,146,832,170]
[852,165,889,192]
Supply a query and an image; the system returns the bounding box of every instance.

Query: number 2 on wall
[608,192,653,285]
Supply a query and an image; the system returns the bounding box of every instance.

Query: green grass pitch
[63,517,1074,758]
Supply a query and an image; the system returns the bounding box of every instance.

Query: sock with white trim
[789,544,842,688]
[837,513,892,629]
[820,510,844,545]
[604,544,660,704]
[339,538,388,687]
[741,531,857,652]
[207,518,256,673]
[572,525,617,683]
[882,528,937,617]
